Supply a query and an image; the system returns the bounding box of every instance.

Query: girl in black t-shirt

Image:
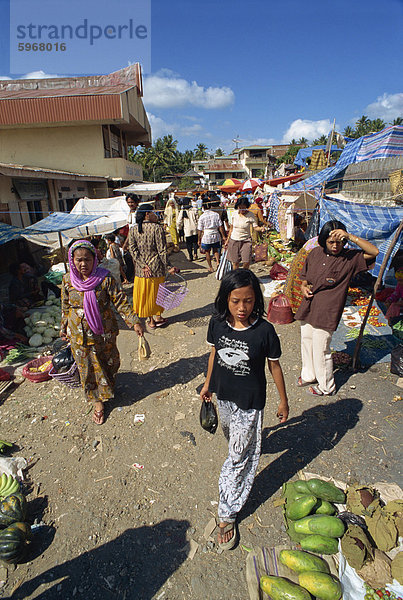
[200,269,289,551]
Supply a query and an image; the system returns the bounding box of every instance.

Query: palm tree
[355,115,371,136]
[343,125,355,138]
[392,117,403,126]
[297,137,308,146]
[369,118,386,132]
[312,134,328,145]
[194,143,209,160]
[215,148,224,157]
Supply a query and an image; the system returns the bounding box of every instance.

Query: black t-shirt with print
[207,316,281,410]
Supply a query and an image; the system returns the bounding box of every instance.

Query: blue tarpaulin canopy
[294,145,341,168]
[0,213,101,246]
[320,195,403,280]
[24,212,101,234]
[289,126,403,191]
[0,222,26,245]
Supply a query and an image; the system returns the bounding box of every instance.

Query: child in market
[200,269,289,550]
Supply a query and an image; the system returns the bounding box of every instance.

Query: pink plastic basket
[49,362,81,388]
[156,274,189,311]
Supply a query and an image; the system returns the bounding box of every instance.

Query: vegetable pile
[279,477,403,598]
[0,492,31,563]
[24,296,61,348]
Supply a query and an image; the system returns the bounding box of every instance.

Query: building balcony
[244,156,269,164]
[101,157,143,181]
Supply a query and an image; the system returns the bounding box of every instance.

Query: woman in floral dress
[61,240,143,424]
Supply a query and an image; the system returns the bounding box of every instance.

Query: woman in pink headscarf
[60,240,143,425]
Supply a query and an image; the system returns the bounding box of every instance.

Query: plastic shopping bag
[200,400,218,434]
[216,250,232,281]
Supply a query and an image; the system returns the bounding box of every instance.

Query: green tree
[277,145,300,165]
[215,148,224,156]
[343,125,355,138]
[355,115,371,136]
[297,137,308,146]
[312,134,328,145]
[194,143,209,160]
[392,117,403,126]
[369,118,386,132]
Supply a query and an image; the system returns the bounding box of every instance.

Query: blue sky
[1,0,402,153]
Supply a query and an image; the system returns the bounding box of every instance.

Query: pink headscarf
[68,240,109,335]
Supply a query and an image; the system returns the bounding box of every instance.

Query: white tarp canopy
[114,182,172,195]
[23,196,130,249]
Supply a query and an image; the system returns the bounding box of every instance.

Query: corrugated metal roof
[0,94,123,125]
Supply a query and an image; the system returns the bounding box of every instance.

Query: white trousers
[217,399,263,523]
[300,321,335,395]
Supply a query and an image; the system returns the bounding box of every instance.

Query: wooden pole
[58,231,68,274]
[352,218,403,370]
[320,118,336,200]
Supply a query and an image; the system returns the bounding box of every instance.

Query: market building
[191,144,300,188]
[0,64,151,228]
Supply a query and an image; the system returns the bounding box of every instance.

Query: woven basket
[22,356,53,383]
[49,362,81,388]
[156,274,188,311]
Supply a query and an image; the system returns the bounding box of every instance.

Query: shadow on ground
[12,519,190,600]
[169,303,214,325]
[239,397,363,522]
[113,353,209,410]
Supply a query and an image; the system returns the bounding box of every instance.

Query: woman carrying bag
[129,204,176,330]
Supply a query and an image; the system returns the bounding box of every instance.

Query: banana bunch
[0,440,13,454]
[0,473,20,499]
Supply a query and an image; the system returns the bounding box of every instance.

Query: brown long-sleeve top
[60,272,140,346]
[128,222,169,278]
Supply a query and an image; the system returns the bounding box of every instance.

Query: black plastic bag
[52,345,75,374]
[390,344,403,376]
[200,400,218,434]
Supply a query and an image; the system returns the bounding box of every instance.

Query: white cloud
[24,70,58,79]
[0,76,12,80]
[147,113,203,139]
[144,71,235,109]
[282,119,333,143]
[366,93,403,121]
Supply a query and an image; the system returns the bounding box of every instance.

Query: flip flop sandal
[307,385,336,396]
[218,522,238,551]
[92,409,105,425]
[297,376,317,387]
[155,318,168,327]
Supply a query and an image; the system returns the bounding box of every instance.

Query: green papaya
[294,515,345,538]
[300,534,339,554]
[298,571,342,600]
[279,549,330,574]
[293,481,311,495]
[315,499,336,515]
[260,575,311,600]
[286,495,317,521]
[306,479,345,503]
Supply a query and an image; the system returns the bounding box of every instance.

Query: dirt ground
[0,250,402,600]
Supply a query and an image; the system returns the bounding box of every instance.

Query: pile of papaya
[261,550,342,600]
[282,478,346,555]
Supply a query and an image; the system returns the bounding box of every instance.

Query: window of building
[102,125,111,158]
[27,200,43,224]
[102,125,128,159]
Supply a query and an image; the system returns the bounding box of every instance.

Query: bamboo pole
[58,231,68,274]
[352,218,403,370]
